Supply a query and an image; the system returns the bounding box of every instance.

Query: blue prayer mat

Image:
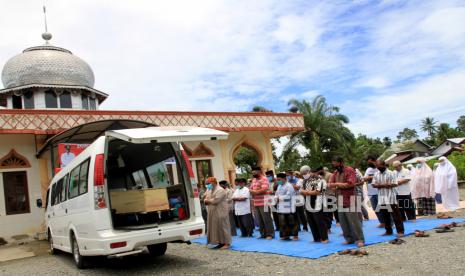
[192,218,464,259]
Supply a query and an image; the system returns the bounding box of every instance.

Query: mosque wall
[0,134,45,240]
[182,131,275,185]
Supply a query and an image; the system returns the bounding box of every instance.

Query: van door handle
[65,209,68,214]
[53,212,55,216]
[48,215,50,218]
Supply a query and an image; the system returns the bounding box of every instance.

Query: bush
[448,151,465,181]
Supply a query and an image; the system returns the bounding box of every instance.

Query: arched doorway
[232,142,262,179]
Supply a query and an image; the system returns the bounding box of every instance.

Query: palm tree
[251,106,272,112]
[284,95,355,167]
[420,117,438,138]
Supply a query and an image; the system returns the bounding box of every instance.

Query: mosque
[0,31,304,240]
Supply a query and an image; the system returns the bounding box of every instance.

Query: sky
[1,0,464,139]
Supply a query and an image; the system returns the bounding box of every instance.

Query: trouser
[237,213,254,237]
[369,195,384,223]
[397,194,417,221]
[278,212,299,238]
[229,210,237,236]
[323,210,338,229]
[254,206,275,238]
[272,210,280,231]
[201,208,208,231]
[357,195,369,221]
[306,209,328,242]
[338,210,365,243]
[295,206,308,231]
[417,197,436,216]
[379,204,405,234]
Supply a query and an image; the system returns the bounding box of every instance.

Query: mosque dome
[1,33,95,89]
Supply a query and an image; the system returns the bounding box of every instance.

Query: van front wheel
[71,234,86,269]
[48,230,57,255]
[147,243,167,257]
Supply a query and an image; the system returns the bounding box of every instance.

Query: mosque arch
[0,149,31,169]
[230,137,264,170]
[192,142,214,158]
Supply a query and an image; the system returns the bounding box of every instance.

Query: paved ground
[1,210,464,276]
[1,187,464,275]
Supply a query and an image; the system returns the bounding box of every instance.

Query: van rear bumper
[78,218,205,256]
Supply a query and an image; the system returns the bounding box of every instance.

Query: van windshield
[106,139,191,229]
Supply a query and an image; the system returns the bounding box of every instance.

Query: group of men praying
[200,155,461,250]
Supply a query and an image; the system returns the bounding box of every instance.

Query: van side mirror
[36,199,43,208]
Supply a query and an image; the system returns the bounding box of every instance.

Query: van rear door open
[104,127,228,230]
[105,126,228,144]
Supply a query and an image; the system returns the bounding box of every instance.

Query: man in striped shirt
[250,166,275,240]
[372,160,405,237]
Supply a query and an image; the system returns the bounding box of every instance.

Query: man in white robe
[434,157,460,211]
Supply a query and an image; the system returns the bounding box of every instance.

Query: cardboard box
[110,188,170,214]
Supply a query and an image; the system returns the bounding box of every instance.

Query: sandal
[436,227,455,233]
[414,230,430,237]
[389,238,406,245]
[338,249,352,255]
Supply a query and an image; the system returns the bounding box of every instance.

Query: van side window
[56,178,64,203]
[69,166,80,199]
[60,174,68,202]
[45,188,50,210]
[51,183,57,206]
[78,160,90,195]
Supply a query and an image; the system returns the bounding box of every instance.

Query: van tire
[147,243,167,257]
[48,230,57,255]
[71,233,86,269]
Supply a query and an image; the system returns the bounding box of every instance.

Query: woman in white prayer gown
[434,157,460,211]
[411,158,436,215]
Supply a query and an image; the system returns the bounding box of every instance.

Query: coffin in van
[110,188,170,214]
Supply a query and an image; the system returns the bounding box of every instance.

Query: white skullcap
[300,165,311,174]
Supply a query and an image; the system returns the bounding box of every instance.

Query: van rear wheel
[71,234,86,269]
[147,243,167,257]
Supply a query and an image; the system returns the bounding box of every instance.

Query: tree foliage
[435,123,463,145]
[448,148,465,181]
[282,95,355,169]
[396,127,419,142]
[234,146,259,178]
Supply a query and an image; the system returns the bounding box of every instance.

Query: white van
[45,126,228,268]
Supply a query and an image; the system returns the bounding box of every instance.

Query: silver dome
[1,43,95,88]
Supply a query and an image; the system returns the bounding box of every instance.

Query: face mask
[303,174,310,179]
[267,176,273,182]
[206,183,213,190]
[336,166,344,172]
[378,167,386,173]
[417,164,422,169]
[277,180,284,186]
[253,174,260,179]
[238,185,244,189]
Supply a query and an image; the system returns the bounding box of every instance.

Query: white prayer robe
[434,159,460,211]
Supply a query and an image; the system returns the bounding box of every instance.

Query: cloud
[345,70,465,137]
[0,0,464,139]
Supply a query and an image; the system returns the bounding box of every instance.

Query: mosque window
[2,171,30,215]
[82,95,89,110]
[89,97,96,110]
[12,95,22,109]
[0,98,6,108]
[59,91,72,108]
[45,90,58,108]
[23,90,35,109]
